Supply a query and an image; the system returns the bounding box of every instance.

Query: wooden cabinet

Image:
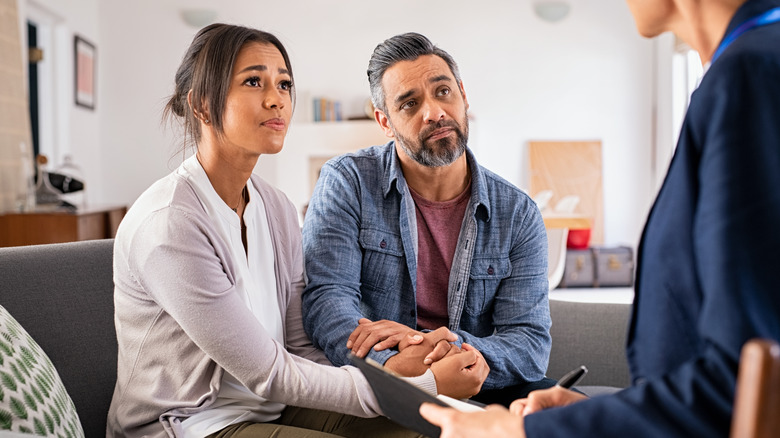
[0,205,126,247]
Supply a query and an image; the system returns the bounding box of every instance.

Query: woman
[106,24,430,438]
[419,0,780,436]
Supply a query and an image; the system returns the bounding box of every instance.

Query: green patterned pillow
[0,305,84,437]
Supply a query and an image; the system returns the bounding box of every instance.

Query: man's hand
[509,386,588,416]
[385,327,461,377]
[348,318,458,361]
[398,326,459,365]
[347,318,419,358]
[419,403,525,438]
[430,343,490,399]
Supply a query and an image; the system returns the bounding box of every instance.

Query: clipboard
[349,353,484,438]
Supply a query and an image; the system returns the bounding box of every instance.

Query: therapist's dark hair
[367,32,462,113]
[164,23,295,146]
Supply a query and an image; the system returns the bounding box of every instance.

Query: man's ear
[459,81,470,111]
[374,109,395,138]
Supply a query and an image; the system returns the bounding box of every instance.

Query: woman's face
[220,42,293,157]
[625,0,676,38]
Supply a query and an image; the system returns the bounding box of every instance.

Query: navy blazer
[526,0,780,436]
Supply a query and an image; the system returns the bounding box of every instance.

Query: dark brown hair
[164,23,294,147]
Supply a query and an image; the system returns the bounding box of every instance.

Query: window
[671,38,703,146]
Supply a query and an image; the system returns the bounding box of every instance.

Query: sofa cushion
[548,299,632,388]
[0,305,84,437]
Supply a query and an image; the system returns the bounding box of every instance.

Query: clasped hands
[347,318,489,399]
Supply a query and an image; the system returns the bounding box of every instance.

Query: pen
[556,365,588,389]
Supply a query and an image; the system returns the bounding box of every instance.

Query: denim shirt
[302,142,551,389]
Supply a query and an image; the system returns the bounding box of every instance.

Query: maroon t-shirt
[408,182,471,330]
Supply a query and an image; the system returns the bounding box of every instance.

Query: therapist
[419,0,780,436]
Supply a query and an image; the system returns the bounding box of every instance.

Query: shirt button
[487,266,494,275]
[380,240,387,249]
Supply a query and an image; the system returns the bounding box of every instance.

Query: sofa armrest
[0,239,116,438]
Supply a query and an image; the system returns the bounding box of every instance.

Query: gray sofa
[0,239,116,438]
[0,239,631,437]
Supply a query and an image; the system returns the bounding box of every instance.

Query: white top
[108,155,387,438]
[179,157,285,437]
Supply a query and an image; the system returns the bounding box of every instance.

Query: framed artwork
[74,35,96,109]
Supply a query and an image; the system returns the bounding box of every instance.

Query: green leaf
[10,362,25,385]
[0,339,13,357]
[44,410,54,433]
[23,389,37,412]
[34,417,46,435]
[0,409,12,429]
[10,396,27,420]
[1,330,13,344]
[1,371,17,392]
[31,385,43,405]
[35,375,50,398]
[51,401,61,425]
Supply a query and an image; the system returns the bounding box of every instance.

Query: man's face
[376,55,469,168]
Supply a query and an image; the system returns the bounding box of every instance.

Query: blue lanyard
[712,6,780,64]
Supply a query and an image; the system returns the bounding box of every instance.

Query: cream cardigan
[107,158,381,437]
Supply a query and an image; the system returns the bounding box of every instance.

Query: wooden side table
[542,213,591,230]
[0,205,127,247]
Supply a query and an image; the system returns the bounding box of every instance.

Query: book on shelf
[312,97,343,122]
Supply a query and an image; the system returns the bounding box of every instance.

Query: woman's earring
[204,119,210,124]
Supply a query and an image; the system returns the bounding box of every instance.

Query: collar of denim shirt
[382,141,491,222]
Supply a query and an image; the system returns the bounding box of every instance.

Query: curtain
[0,0,35,213]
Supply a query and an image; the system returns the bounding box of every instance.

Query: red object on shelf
[567,228,591,249]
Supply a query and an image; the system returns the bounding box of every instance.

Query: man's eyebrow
[394,89,416,105]
[392,75,453,106]
[429,75,452,84]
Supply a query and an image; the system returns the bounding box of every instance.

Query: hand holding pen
[556,365,588,389]
[509,365,590,416]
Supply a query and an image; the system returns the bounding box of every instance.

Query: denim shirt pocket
[358,228,406,295]
[465,257,510,322]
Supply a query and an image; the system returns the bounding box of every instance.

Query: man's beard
[393,114,469,168]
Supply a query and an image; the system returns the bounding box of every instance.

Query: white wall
[21,0,100,203]
[24,0,663,248]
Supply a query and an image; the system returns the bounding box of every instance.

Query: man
[302,32,554,405]
[420,0,780,436]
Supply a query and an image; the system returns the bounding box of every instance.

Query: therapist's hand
[419,403,526,438]
[510,386,588,416]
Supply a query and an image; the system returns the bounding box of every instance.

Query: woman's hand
[419,403,525,438]
[510,386,588,416]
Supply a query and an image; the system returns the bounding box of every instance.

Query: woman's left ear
[187,89,211,124]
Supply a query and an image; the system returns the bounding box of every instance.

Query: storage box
[559,248,595,287]
[560,246,634,288]
[592,246,634,287]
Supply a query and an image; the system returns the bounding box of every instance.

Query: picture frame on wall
[74,35,96,110]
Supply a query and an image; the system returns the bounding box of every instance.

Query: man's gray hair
[367,32,462,113]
